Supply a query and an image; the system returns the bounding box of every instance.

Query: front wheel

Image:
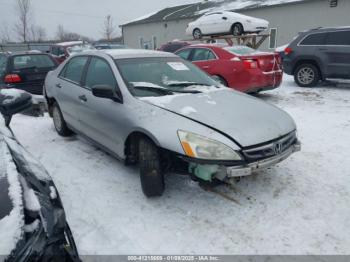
[294,64,320,87]
[232,23,244,36]
[52,102,73,137]
[139,138,165,197]
[193,28,202,39]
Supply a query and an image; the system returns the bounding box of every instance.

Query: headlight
[177,130,242,161]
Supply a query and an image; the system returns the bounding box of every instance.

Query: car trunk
[241,53,282,72]
[7,54,57,95]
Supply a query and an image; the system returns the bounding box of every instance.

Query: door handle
[78,95,87,102]
[56,83,62,88]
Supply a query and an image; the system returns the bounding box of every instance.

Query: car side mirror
[222,17,228,20]
[0,89,32,126]
[92,85,122,103]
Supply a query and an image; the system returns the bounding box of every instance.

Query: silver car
[44,49,300,197]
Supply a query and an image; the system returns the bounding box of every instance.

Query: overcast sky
[0,0,199,40]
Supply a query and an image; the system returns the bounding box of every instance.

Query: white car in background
[186,11,269,39]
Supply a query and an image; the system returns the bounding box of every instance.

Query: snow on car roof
[102,49,177,59]
[55,41,84,47]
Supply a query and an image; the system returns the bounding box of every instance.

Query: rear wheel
[52,102,73,137]
[232,23,244,36]
[193,28,202,39]
[294,64,320,87]
[139,138,165,197]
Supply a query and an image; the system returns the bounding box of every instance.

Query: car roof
[303,26,350,34]
[4,51,47,57]
[87,49,177,59]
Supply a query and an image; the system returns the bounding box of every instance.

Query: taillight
[4,74,22,83]
[243,59,258,69]
[284,47,293,56]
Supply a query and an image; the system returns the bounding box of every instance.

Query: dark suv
[283,27,350,87]
[0,51,58,95]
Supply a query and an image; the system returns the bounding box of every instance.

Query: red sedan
[175,44,283,93]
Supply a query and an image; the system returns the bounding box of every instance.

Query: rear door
[324,30,350,78]
[190,48,218,75]
[56,56,89,130]
[9,54,57,95]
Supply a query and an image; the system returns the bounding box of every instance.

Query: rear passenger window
[300,33,326,45]
[192,49,216,61]
[325,31,350,45]
[61,56,88,84]
[85,57,116,89]
[176,49,192,60]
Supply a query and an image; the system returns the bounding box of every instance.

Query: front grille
[242,132,297,162]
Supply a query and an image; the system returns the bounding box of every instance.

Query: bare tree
[30,25,46,42]
[14,0,32,43]
[102,15,116,42]
[56,24,66,41]
[0,23,12,43]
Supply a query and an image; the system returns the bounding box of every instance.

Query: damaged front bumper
[224,141,301,178]
[185,141,301,182]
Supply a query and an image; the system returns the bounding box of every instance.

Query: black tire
[294,63,320,87]
[232,23,244,36]
[212,75,228,87]
[139,138,165,197]
[193,28,202,39]
[52,102,73,137]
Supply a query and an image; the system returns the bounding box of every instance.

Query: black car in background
[157,41,190,53]
[0,89,80,261]
[0,51,58,95]
[283,26,350,87]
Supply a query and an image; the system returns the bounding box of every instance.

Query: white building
[121,0,349,50]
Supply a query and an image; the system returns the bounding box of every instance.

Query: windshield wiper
[131,85,174,95]
[166,82,212,87]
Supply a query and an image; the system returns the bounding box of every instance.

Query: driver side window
[85,57,117,90]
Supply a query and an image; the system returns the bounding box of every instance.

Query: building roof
[121,0,311,27]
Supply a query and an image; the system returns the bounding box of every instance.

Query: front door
[323,30,350,78]
[78,56,124,155]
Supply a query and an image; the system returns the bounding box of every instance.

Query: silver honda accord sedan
[44,49,300,197]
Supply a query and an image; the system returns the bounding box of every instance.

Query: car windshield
[224,46,258,55]
[115,57,220,97]
[67,44,95,55]
[13,55,56,70]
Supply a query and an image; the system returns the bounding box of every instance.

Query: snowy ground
[11,75,350,255]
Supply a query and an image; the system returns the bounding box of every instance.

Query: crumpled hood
[141,89,296,147]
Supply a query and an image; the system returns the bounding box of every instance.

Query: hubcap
[53,106,63,131]
[233,25,241,35]
[297,67,315,85]
[193,30,201,39]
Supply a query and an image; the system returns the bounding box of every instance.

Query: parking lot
[11,74,350,255]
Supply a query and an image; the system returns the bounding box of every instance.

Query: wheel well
[232,22,243,31]
[124,131,157,166]
[293,60,323,79]
[213,74,228,86]
[46,97,57,117]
